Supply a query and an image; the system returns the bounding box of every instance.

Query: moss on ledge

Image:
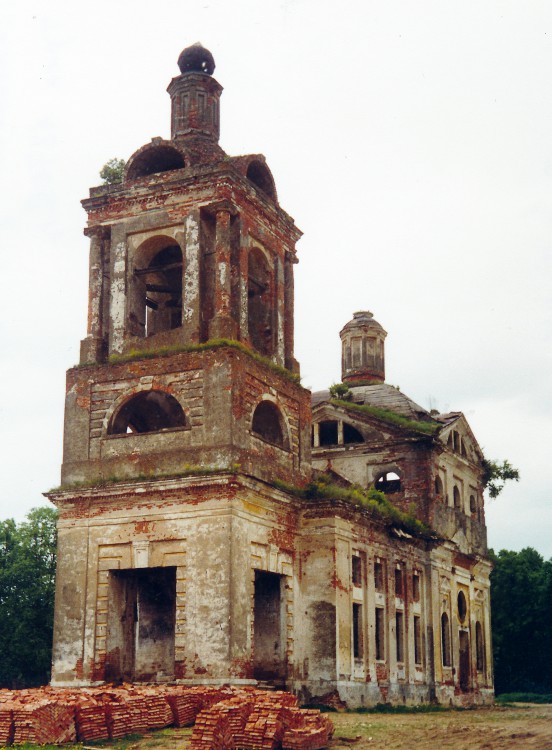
[47,464,240,494]
[273,474,439,542]
[330,399,440,436]
[104,339,301,384]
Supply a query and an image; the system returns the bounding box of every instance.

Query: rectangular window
[412,572,420,602]
[375,607,385,660]
[352,555,362,587]
[396,611,404,663]
[374,560,384,592]
[394,565,404,598]
[353,603,363,659]
[414,615,422,665]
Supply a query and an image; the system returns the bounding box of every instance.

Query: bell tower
[49,44,310,687]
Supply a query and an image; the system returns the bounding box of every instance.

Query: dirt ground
[117,703,552,750]
[327,704,552,750]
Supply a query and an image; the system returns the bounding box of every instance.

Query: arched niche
[109,390,187,435]
[246,160,277,201]
[251,400,289,449]
[125,143,186,181]
[132,237,183,338]
[247,247,274,357]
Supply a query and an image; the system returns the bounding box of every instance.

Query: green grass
[273,474,439,541]
[102,338,301,385]
[349,703,448,714]
[495,692,552,704]
[47,464,241,494]
[330,399,441,436]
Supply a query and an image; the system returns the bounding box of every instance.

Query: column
[80,226,110,364]
[209,204,238,340]
[284,250,299,373]
[183,210,201,343]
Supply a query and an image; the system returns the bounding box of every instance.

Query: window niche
[247,247,274,357]
[133,241,183,339]
[109,391,187,435]
[251,400,289,449]
[376,471,401,494]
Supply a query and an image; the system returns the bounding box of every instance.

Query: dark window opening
[453,486,462,509]
[109,390,186,435]
[352,555,362,587]
[376,471,401,494]
[135,244,183,337]
[459,630,470,691]
[374,561,385,592]
[246,161,277,200]
[353,603,363,659]
[253,570,286,681]
[435,475,444,496]
[414,615,422,665]
[470,495,477,514]
[457,590,467,623]
[375,607,385,660]
[252,401,287,448]
[126,145,185,181]
[248,247,274,357]
[441,612,452,667]
[396,611,404,663]
[412,572,420,602]
[319,420,338,446]
[476,621,485,672]
[394,566,404,598]
[343,422,364,444]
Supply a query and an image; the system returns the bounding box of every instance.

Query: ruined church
[48,43,493,707]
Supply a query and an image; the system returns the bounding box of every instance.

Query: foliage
[106,338,301,384]
[495,693,552,704]
[490,547,552,694]
[273,474,438,541]
[330,399,440,436]
[50,464,242,493]
[0,507,58,687]
[329,382,352,401]
[482,459,520,498]
[99,158,125,184]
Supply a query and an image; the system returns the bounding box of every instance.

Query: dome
[340,311,386,337]
[177,42,215,75]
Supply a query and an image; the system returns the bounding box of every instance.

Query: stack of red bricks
[0,684,333,748]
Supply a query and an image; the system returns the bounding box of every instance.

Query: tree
[99,158,125,185]
[0,507,58,688]
[482,458,520,498]
[490,547,552,693]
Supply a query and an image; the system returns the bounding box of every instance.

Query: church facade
[47,44,493,707]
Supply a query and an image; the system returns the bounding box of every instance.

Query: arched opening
[376,471,401,494]
[251,401,288,448]
[441,612,451,667]
[343,422,364,444]
[248,247,274,356]
[476,621,485,672]
[318,420,338,446]
[246,160,277,201]
[134,244,183,337]
[453,486,462,509]
[457,591,467,623]
[126,144,185,181]
[470,495,477,514]
[109,391,187,435]
[435,475,444,497]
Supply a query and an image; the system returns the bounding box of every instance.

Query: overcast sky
[1,0,550,557]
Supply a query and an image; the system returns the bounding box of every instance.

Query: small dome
[340,311,385,336]
[177,42,215,75]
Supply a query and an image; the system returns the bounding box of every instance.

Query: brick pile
[0,684,333,748]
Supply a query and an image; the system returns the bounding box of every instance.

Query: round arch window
[109,390,186,435]
[251,400,288,448]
